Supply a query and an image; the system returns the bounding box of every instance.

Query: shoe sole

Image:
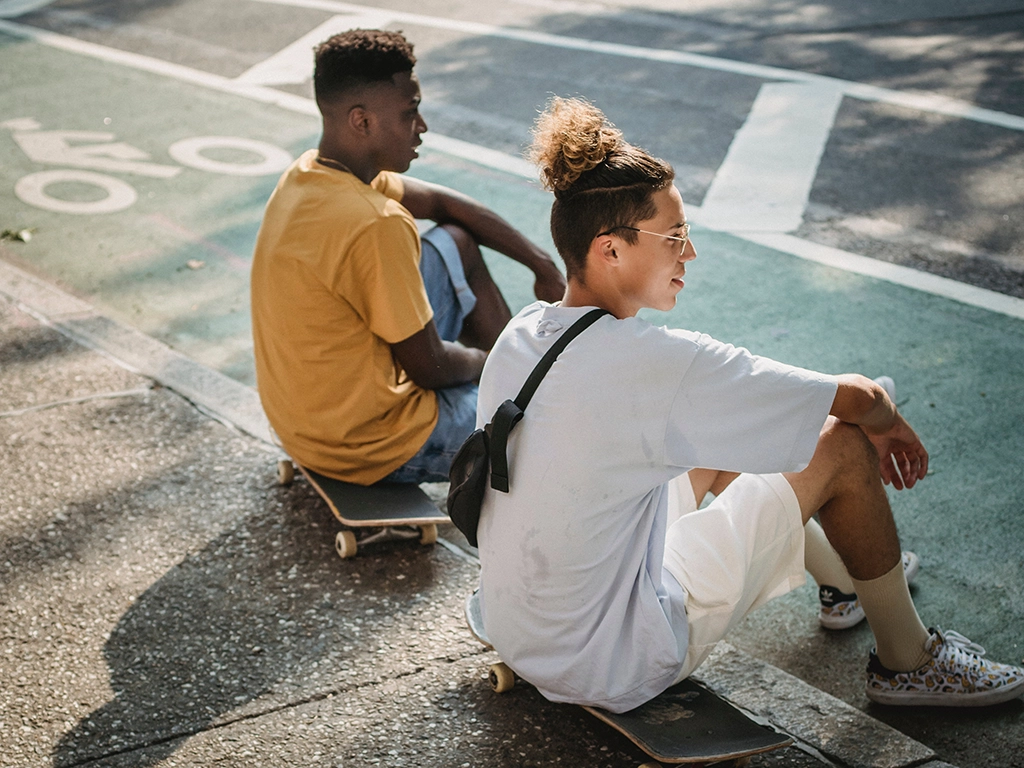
[866,677,1024,707]
[903,551,920,585]
[819,605,865,630]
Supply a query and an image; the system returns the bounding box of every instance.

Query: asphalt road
[3,0,1023,299]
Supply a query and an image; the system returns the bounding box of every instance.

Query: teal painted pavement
[0,36,315,383]
[2,24,1022,689]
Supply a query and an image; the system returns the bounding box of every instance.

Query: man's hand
[401,177,564,301]
[863,414,929,490]
[533,261,567,303]
[830,373,928,490]
[392,321,487,390]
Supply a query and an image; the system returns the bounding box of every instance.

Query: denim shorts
[380,225,479,484]
[419,225,477,342]
[381,381,479,484]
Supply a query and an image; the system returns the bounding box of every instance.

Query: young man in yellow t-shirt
[251,29,564,485]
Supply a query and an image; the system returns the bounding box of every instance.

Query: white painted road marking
[8,124,181,178]
[742,231,1024,322]
[700,82,844,233]
[0,0,55,18]
[1,13,1023,322]
[15,169,137,214]
[167,136,293,176]
[250,0,1024,132]
[235,12,392,86]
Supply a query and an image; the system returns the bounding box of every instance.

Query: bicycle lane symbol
[2,117,292,214]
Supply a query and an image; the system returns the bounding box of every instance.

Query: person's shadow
[53,478,441,767]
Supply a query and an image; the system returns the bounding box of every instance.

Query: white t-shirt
[476,303,837,712]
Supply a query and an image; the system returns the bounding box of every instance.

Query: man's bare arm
[391,320,487,391]
[830,374,928,490]
[400,176,566,302]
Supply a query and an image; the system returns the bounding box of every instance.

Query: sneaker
[819,551,921,630]
[866,627,1024,706]
[874,375,896,402]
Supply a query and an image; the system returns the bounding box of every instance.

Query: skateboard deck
[277,459,448,558]
[465,591,792,766]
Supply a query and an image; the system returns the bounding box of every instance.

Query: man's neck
[316,141,378,185]
[562,279,629,319]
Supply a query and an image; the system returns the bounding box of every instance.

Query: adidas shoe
[819,551,921,630]
[874,375,896,402]
[866,627,1024,706]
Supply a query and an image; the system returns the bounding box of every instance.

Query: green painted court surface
[3,33,1023,662]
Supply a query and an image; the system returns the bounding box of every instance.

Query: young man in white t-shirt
[475,97,1024,713]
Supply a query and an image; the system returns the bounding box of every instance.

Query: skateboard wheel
[637,763,663,768]
[335,530,358,559]
[277,459,295,486]
[488,662,514,693]
[419,523,437,545]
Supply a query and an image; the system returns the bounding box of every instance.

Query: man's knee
[818,417,876,470]
[439,223,481,272]
[811,417,881,497]
[788,417,879,517]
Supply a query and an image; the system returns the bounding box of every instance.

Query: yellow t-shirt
[251,150,437,484]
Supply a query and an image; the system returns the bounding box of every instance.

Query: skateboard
[277,459,448,559]
[465,591,793,767]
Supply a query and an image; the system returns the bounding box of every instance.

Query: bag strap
[489,308,608,492]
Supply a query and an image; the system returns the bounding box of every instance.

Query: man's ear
[347,105,373,137]
[593,234,619,266]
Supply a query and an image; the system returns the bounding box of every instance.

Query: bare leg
[441,224,511,351]
[785,417,929,670]
[784,417,900,579]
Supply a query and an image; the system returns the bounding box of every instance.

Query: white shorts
[663,472,806,681]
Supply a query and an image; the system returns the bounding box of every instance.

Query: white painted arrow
[11,129,181,178]
[235,12,393,87]
[691,82,845,233]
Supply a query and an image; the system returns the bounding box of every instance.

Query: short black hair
[313,29,416,104]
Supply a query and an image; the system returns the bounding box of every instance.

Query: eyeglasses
[597,222,691,254]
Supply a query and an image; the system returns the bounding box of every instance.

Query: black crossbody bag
[447,308,609,547]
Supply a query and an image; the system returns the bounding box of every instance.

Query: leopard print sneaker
[866,627,1024,706]
[818,585,864,630]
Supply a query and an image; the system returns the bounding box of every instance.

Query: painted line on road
[699,82,844,233]
[2,17,1023,323]
[0,0,55,18]
[0,18,320,117]
[236,11,393,86]
[739,231,1024,321]
[249,0,1024,132]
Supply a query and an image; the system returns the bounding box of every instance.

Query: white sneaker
[874,375,896,402]
[819,551,921,630]
[866,627,1024,706]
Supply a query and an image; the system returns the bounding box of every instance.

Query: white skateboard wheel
[489,662,514,693]
[277,459,295,486]
[335,530,357,559]
[419,524,437,545]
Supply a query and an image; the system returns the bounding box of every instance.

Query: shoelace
[935,627,987,657]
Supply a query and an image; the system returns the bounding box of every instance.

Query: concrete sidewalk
[0,255,956,768]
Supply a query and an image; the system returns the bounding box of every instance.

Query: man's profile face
[609,185,697,316]
[365,70,427,174]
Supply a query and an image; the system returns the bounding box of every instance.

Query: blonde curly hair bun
[530,97,624,193]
